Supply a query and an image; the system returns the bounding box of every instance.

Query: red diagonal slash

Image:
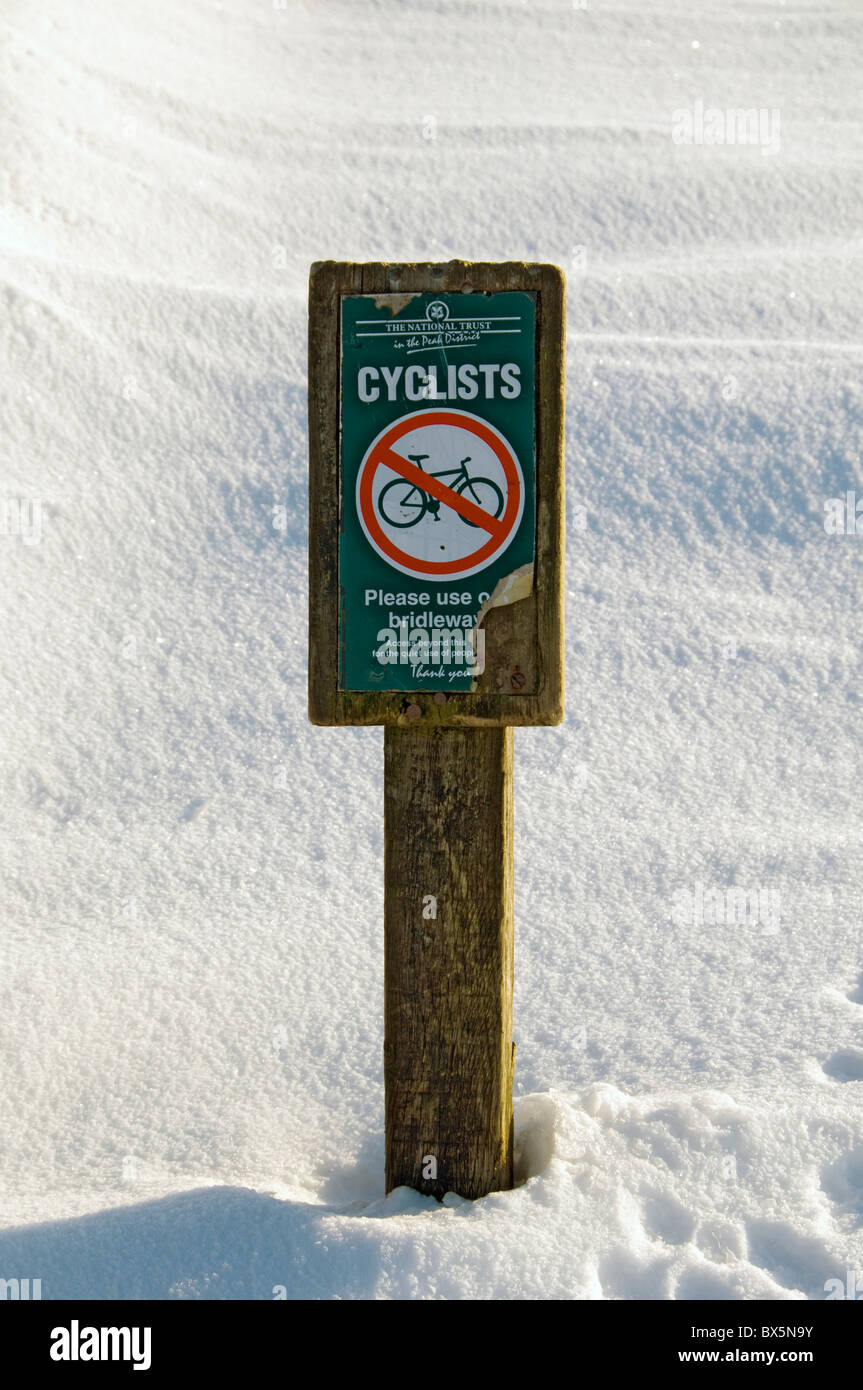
[374,446,508,541]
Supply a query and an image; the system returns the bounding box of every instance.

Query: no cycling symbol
[356,408,525,580]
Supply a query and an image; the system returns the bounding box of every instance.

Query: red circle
[358,410,522,577]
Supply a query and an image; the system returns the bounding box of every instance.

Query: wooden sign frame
[308,259,565,727]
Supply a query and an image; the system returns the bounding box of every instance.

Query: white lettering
[380,365,404,400]
[357,366,379,402]
[405,364,427,400]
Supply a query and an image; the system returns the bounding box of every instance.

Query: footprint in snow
[820,1146,863,1216]
[822,1048,863,1083]
[641,1192,696,1246]
[745,1218,838,1299]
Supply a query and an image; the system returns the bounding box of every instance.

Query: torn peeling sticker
[469,562,534,692]
[476,562,534,624]
[371,293,421,317]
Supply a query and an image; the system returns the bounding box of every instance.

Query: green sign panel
[339,290,536,691]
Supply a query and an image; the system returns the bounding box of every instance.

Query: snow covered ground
[1,0,861,1299]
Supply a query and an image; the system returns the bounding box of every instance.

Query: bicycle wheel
[378,478,426,528]
[456,476,504,526]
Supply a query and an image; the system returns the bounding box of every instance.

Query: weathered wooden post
[309,260,564,1199]
[384,725,515,1198]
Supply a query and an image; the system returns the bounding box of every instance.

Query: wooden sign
[308,260,566,1200]
[309,260,565,727]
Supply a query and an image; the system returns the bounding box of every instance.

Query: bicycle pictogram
[356,408,524,581]
[377,454,505,530]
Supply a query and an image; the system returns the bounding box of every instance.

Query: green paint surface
[339,290,536,691]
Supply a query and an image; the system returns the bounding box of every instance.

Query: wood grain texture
[384,725,514,1199]
[308,259,565,727]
